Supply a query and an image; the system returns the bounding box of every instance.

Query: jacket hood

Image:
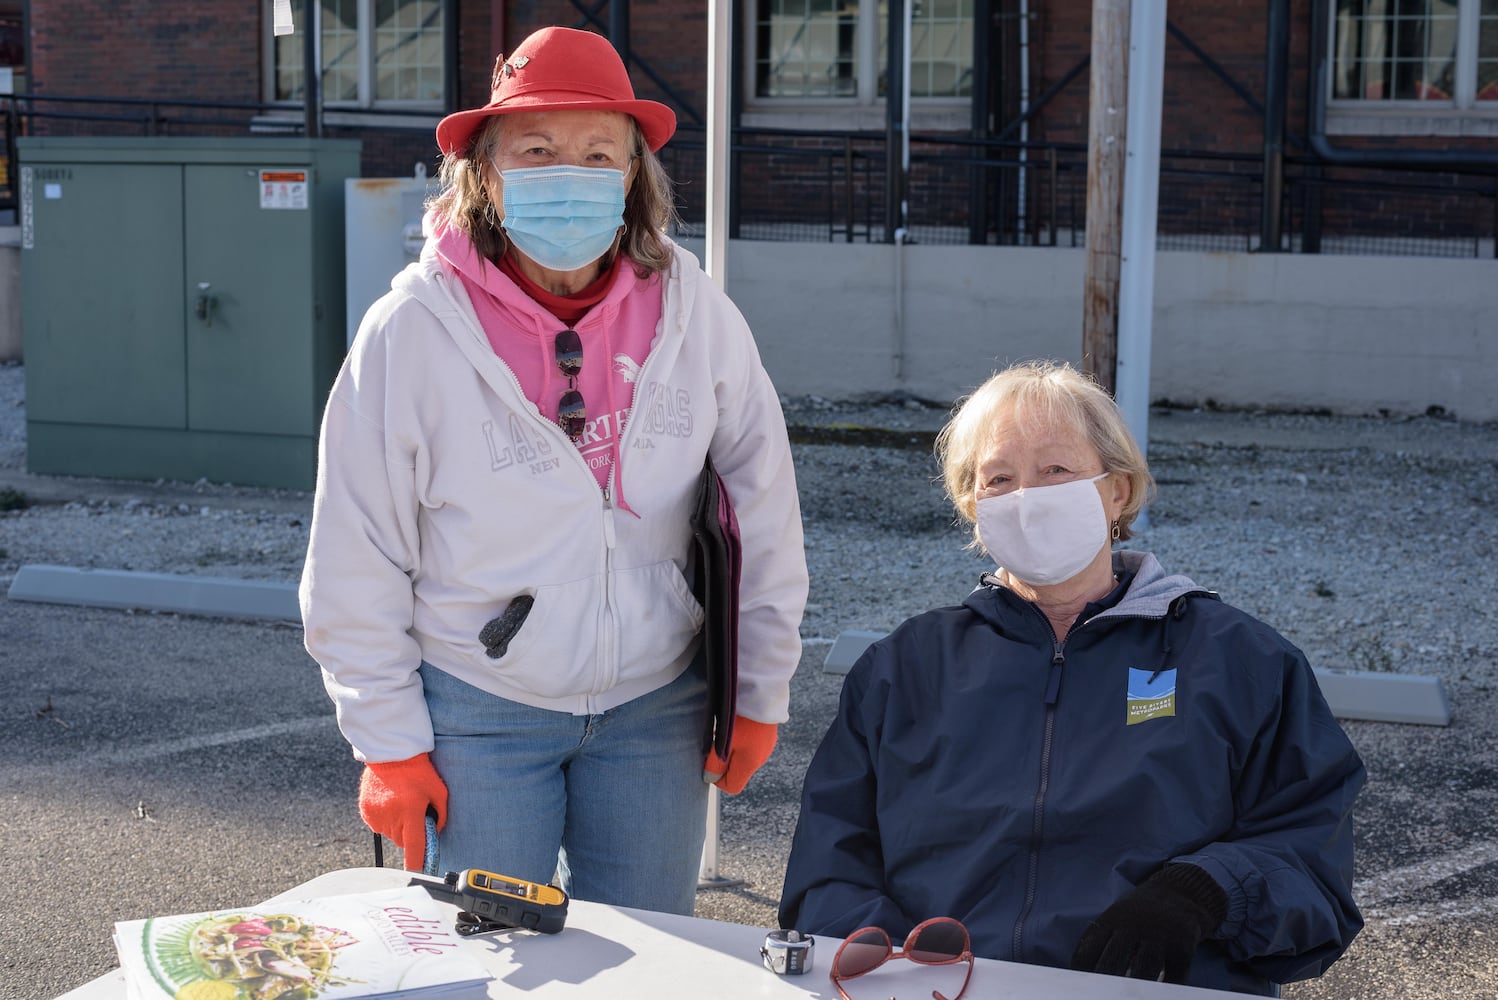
[1101,548,1215,618]
[381,231,706,444]
[398,227,703,347]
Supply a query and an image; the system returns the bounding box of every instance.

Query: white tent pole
[891,0,913,379]
[704,1,730,290]
[901,0,911,231]
[1115,0,1165,525]
[698,0,738,890]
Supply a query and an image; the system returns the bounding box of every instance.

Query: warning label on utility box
[260,169,309,210]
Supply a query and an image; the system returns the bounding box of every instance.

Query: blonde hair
[935,359,1156,542]
[426,113,679,277]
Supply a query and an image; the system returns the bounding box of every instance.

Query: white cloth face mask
[975,473,1111,587]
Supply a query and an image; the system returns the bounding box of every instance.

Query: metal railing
[662,125,1498,258]
[4,94,1493,258]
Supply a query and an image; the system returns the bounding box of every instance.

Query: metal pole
[302,0,322,138]
[704,1,729,290]
[969,0,991,245]
[1018,0,1032,242]
[1116,0,1165,525]
[884,0,906,244]
[609,0,630,68]
[1260,0,1288,251]
[443,0,459,115]
[698,0,741,892]
[889,0,911,381]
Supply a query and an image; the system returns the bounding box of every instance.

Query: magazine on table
[112,884,492,999]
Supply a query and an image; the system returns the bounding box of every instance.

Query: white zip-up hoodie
[300,238,808,763]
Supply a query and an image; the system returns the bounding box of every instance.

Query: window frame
[740,0,973,133]
[261,0,447,120]
[1325,0,1498,138]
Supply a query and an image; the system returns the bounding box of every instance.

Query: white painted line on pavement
[1370,898,1498,927]
[101,717,338,765]
[1355,840,1498,905]
[7,718,339,779]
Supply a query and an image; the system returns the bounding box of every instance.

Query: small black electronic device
[761,929,814,974]
[411,868,568,936]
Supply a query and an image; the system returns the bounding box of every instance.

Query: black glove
[1070,863,1228,984]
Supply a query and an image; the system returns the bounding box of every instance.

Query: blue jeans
[419,659,709,915]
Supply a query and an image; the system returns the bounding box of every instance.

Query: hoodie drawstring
[1151,595,1192,682]
[599,318,637,517]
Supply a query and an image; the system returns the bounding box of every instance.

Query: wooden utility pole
[1082,0,1130,394]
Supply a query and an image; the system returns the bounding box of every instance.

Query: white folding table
[58,866,1249,999]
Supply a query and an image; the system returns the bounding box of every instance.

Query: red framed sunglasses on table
[830,916,975,1000]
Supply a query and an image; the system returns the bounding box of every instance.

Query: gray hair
[935,359,1156,542]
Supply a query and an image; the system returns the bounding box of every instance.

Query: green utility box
[19,137,361,490]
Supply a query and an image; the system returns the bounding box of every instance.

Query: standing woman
[300,26,808,915]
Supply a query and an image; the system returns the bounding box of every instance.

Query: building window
[270,0,444,108]
[1332,0,1498,107]
[755,0,860,98]
[747,0,973,129]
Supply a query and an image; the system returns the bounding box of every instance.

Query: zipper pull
[601,485,617,549]
[1044,648,1064,705]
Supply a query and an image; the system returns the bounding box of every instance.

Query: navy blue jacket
[779,550,1365,996]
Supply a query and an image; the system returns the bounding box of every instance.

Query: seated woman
[778,360,1365,996]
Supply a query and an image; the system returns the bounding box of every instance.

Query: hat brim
[437,97,677,157]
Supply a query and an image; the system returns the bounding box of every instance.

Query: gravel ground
[5,363,1494,689]
[4,358,1498,999]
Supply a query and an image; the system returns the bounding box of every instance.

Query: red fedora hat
[436,27,677,156]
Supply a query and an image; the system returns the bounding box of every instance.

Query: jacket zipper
[431,266,656,708]
[1005,594,1197,960]
[1012,619,1065,963]
[597,476,620,698]
[587,291,686,697]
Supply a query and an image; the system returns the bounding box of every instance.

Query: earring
[482,200,499,228]
[1110,519,1122,541]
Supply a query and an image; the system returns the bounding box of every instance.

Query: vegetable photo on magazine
[112,885,491,1000]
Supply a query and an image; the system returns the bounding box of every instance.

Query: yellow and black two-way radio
[411,868,569,936]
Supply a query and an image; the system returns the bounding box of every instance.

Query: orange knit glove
[704,717,778,795]
[358,753,449,872]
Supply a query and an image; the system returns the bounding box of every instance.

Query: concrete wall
[678,240,1498,423]
[13,228,1487,419]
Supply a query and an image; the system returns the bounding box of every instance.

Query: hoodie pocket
[484,559,705,698]
[611,558,706,681]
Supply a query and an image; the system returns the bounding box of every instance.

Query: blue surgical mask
[499,165,626,272]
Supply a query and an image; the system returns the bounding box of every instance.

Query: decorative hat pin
[491,54,530,88]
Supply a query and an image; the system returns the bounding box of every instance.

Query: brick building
[9,1,1497,251]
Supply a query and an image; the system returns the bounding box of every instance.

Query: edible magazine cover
[112,885,492,1000]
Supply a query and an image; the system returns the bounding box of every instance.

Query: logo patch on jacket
[1126,667,1176,725]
